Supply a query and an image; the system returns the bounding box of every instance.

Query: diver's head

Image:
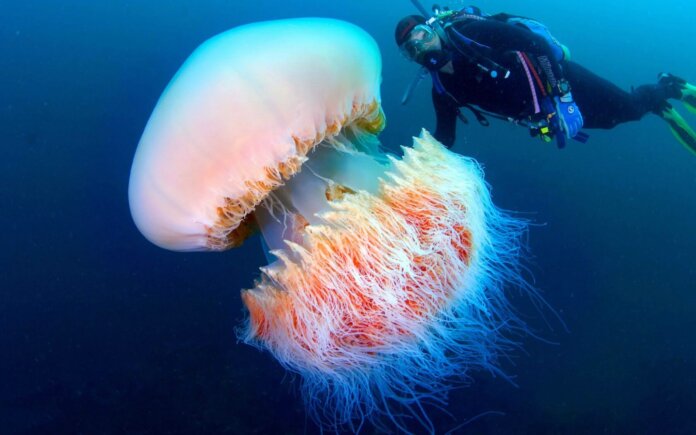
[395,15,448,70]
[395,15,426,46]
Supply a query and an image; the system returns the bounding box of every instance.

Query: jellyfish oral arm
[255,132,391,258]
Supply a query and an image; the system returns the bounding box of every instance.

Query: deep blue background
[2,1,695,433]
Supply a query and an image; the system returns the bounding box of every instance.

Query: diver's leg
[565,61,696,154]
[563,61,665,128]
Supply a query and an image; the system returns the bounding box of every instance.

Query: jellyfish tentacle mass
[129,17,530,431]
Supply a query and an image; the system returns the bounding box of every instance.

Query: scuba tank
[504,16,571,63]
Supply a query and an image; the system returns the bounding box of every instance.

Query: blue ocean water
[2,1,695,433]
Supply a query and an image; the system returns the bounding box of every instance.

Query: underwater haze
[2,0,696,433]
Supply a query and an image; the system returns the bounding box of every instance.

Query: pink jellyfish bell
[129,17,529,431]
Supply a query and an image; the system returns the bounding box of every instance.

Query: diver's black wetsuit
[433,15,674,147]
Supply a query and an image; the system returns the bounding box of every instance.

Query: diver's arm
[432,88,458,148]
[456,19,566,90]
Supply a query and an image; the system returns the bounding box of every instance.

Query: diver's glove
[554,92,584,139]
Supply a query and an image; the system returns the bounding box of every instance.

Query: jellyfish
[129,18,529,432]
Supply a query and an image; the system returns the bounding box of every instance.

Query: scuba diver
[395,5,696,152]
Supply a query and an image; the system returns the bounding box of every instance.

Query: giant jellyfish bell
[129,18,528,431]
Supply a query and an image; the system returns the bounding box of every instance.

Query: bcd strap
[464,105,490,126]
[432,71,490,127]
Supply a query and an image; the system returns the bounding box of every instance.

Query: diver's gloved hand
[554,92,584,139]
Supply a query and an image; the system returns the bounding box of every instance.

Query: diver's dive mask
[399,24,451,70]
[399,24,437,62]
